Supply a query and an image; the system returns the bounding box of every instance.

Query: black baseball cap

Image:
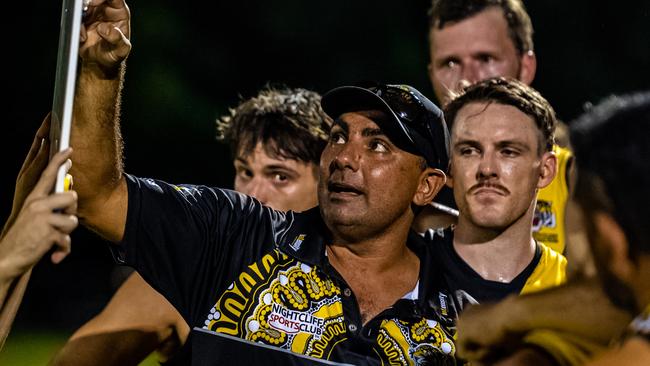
[321,83,450,171]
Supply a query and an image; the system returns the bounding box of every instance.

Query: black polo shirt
[111,175,458,365]
[423,228,542,320]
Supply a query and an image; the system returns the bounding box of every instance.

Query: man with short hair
[454,91,650,366]
[51,86,332,365]
[423,0,576,266]
[428,77,566,318]
[427,0,536,108]
[54,2,459,364]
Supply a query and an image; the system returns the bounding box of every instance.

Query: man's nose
[330,141,361,173]
[461,62,482,85]
[476,152,498,180]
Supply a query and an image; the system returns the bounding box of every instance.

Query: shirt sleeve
[109,174,290,326]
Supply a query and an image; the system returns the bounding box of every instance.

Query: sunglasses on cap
[356,82,450,171]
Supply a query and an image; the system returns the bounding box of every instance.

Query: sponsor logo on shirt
[533,200,556,231]
[267,303,325,338]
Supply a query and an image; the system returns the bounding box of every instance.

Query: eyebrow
[333,119,386,136]
[453,138,480,149]
[332,119,349,134]
[453,138,532,151]
[362,128,385,138]
[263,165,299,174]
[496,140,531,151]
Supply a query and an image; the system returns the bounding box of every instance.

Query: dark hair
[444,77,556,152]
[570,91,650,257]
[428,0,534,55]
[216,86,332,165]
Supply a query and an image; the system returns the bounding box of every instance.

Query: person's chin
[322,202,366,226]
[468,205,504,223]
[468,211,510,230]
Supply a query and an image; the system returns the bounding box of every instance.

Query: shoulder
[520,243,567,295]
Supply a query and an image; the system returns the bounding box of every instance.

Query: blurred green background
[2,0,649,364]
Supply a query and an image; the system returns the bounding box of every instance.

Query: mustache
[468,182,509,195]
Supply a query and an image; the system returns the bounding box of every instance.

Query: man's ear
[537,150,557,189]
[518,51,537,86]
[592,211,635,284]
[414,168,447,206]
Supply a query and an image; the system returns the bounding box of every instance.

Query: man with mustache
[53,2,458,364]
[419,1,581,280]
[430,77,566,318]
[454,91,650,366]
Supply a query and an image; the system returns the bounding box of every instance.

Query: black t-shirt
[111,175,458,365]
[424,228,541,319]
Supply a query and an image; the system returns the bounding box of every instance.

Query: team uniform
[533,145,573,254]
[424,229,567,321]
[110,175,458,365]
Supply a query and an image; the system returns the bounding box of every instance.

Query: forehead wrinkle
[454,103,541,152]
[451,101,492,136]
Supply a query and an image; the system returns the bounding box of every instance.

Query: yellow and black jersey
[520,242,568,295]
[111,175,458,366]
[533,145,573,254]
[424,229,566,320]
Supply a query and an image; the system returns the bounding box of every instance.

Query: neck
[453,205,536,282]
[327,211,417,273]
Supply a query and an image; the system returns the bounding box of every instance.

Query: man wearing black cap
[69,77,457,365]
[61,4,458,363]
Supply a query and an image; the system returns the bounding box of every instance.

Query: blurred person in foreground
[455,92,650,365]
[51,86,332,365]
[50,0,459,364]
[0,115,78,349]
[421,0,580,277]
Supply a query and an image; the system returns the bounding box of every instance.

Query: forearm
[0,278,12,306]
[70,62,128,241]
[72,61,125,202]
[0,236,20,304]
[50,273,186,365]
[504,279,631,343]
[49,329,161,366]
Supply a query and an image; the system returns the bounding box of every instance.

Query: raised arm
[71,0,131,242]
[455,278,632,364]
[0,116,78,347]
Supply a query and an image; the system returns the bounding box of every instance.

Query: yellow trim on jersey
[520,242,567,295]
[523,329,606,366]
[534,145,573,254]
